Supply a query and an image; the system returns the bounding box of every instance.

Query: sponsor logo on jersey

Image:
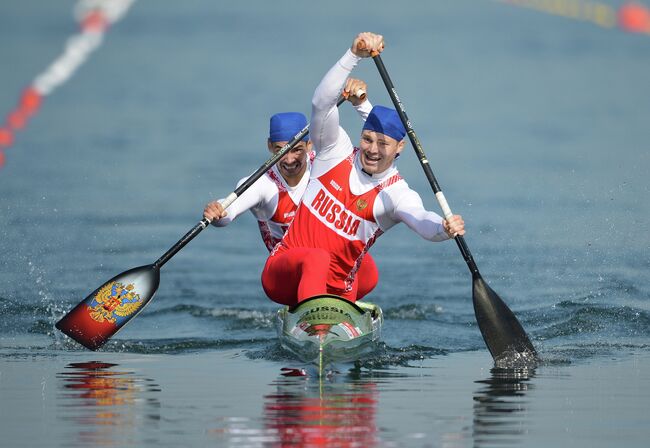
[329,179,342,191]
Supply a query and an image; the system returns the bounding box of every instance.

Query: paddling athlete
[261,32,465,306]
[203,84,379,299]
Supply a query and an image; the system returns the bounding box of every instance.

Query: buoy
[618,2,650,33]
[0,128,14,148]
[81,10,109,33]
[20,87,42,115]
[8,111,28,130]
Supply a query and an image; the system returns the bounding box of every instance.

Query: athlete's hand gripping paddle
[55,94,364,350]
[369,53,537,363]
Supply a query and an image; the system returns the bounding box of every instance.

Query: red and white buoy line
[498,0,650,34]
[0,0,136,169]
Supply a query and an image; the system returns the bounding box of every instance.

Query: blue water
[1,0,650,446]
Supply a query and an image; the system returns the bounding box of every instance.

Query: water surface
[1,0,649,446]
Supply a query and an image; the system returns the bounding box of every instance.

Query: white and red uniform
[213,162,312,252]
[213,99,378,302]
[262,49,450,305]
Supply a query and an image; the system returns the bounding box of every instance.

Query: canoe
[276,294,383,366]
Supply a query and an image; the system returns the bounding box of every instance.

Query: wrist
[339,48,362,71]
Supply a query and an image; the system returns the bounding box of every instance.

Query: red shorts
[261,248,378,306]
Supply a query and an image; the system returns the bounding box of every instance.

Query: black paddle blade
[55,264,160,350]
[472,274,537,362]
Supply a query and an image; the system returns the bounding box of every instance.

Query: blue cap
[362,105,406,142]
[269,112,308,143]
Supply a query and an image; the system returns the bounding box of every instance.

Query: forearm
[393,193,450,242]
[311,49,362,152]
[399,209,449,242]
[211,177,266,227]
[353,98,373,121]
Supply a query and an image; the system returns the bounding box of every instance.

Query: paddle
[370,53,537,362]
[55,94,361,350]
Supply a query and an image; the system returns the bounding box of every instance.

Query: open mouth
[280,162,300,171]
[363,153,381,164]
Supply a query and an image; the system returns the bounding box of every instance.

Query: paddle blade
[472,274,537,362]
[55,264,160,350]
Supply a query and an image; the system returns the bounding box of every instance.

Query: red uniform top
[257,169,298,252]
[261,48,447,305]
[274,148,402,295]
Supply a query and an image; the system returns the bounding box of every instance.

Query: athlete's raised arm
[310,33,383,157]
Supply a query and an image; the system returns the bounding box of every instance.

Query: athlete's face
[358,130,405,175]
[268,140,311,183]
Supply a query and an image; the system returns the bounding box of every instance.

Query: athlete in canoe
[203,79,379,300]
[261,32,466,306]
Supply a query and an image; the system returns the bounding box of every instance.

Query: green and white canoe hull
[276,294,383,365]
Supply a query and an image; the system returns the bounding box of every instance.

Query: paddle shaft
[371,54,538,360]
[371,55,479,276]
[153,96,349,269]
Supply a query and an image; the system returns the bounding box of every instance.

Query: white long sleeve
[373,181,450,242]
[306,48,451,244]
[353,98,372,121]
[392,189,449,242]
[310,49,362,160]
[211,172,278,227]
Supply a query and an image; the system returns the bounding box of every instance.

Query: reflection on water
[472,367,535,447]
[212,372,380,447]
[57,361,161,447]
[265,376,379,447]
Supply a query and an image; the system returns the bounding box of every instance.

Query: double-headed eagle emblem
[87,281,143,324]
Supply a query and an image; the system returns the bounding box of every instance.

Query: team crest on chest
[87,281,144,324]
[356,198,368,211]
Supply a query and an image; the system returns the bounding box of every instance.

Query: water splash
[493,348,538,369]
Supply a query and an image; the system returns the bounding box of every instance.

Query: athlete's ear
[396,139,406,154]
[306,140,313,151]
[267,139,273,153]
